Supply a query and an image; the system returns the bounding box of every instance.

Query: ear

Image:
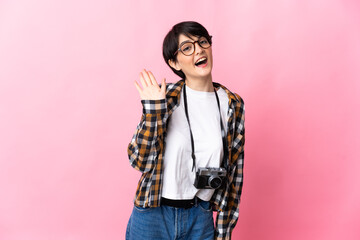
[168,59,181,71]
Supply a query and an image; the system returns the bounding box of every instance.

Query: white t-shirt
[162,85,229,201]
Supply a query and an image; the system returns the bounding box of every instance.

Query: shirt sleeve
[127,99,167,172]
[215,97,245,240]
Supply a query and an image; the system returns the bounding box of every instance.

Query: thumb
[161,78,166,92]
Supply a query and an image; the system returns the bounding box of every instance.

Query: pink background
[1,0,359,239]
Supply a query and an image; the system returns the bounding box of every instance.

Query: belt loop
[194,196,199,207]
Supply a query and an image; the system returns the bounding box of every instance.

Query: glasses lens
[180,43,194,56]
[199,37,210,48]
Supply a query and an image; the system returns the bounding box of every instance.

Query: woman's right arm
[127,69,167,173]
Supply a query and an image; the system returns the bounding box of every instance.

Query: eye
[200,39,208,44]
[181,44,193,52]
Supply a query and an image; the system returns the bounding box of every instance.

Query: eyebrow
[179,40,193,46]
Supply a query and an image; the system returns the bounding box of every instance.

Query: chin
[198,66,212,76]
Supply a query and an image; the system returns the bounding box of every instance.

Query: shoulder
[165,79,184,98]
[214,82,245,106]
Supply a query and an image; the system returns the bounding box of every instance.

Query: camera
[193,167,227,189]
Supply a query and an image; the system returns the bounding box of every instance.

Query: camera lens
[208,176,222,189]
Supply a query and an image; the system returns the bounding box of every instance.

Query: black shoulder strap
[183,83,228,172]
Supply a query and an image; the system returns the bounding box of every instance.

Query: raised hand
[134,69,166,100]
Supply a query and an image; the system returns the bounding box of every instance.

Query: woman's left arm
[215,95,245,240]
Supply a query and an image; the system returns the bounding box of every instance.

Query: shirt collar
[168,80,240,104]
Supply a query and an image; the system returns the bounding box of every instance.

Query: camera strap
[183,82,228,172]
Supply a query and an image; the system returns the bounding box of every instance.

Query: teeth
[196,57,207,64]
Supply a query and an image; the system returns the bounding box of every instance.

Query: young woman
[126,21,245,240]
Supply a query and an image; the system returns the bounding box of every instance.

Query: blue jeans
[126,201,215,240]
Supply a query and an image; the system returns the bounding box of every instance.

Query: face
[169,34,213,80]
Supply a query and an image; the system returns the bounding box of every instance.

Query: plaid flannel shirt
[128,80,245,240]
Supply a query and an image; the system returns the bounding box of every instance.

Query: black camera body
[194,167,227,189]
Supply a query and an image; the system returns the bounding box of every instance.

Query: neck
[185,75,213,92]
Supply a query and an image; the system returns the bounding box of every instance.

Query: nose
[194,41,204,55]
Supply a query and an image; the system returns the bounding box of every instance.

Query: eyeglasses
[174,36,212,56]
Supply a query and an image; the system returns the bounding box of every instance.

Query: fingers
[134,81,142,94]
[141,69,154,87]
[139,72,147,88]
[147,71,159,87]
[136,69,165,100]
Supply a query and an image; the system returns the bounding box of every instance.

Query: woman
[126,21,245,240]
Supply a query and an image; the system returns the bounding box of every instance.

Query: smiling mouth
[195,57,208,67]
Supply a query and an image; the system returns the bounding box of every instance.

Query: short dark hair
[162,21,212,79]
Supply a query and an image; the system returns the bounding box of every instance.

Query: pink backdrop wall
[1,0,359,239]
